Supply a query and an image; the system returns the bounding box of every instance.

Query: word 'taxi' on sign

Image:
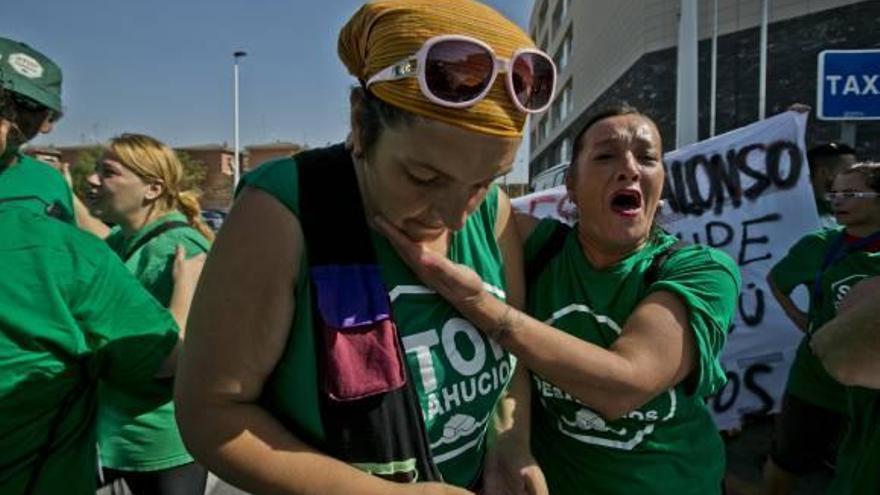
[817,49,880,120]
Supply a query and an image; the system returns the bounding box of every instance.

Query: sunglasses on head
[366,34,557,114]
[825,191,880,201]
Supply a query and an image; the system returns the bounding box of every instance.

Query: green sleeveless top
[525,219,740,495]
[98,211,211,471]
[240,148,512,488]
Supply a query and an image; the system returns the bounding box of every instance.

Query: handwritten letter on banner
[512,111,818,429]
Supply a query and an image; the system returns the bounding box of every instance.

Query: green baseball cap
[0,37,62,113]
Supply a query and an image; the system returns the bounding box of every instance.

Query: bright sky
[7,0,532,155]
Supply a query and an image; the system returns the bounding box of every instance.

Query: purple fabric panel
[310,264,391,329]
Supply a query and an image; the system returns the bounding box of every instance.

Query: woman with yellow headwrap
[175,1,555,494]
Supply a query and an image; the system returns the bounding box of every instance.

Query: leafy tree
[176,150,207,193]
[69,146,102,197]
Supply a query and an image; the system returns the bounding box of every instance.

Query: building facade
[245,141,304,169]
[528,0,880,186]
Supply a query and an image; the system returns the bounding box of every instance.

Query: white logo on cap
[8,53,44,79]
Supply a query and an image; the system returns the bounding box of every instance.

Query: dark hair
[0,86,17,122]
[0,89,51,147]
[569,104,655,176]
[807,142,857,172]
[838,162,880,194]
[350,86,418,158]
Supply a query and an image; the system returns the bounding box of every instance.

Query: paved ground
[103,414,834,495]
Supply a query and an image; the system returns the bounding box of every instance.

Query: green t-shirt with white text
[241,148,513,488]
[525,219,740,495]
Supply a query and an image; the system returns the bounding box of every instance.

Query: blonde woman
[85,133,210,495]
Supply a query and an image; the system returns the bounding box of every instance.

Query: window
[552,137,571,167]
[541,116,552,141]
[560,136,572,164]
[536,0,547,27]
[551,1,564,37]
[530,129,538,148]
[554,29,571,71]
[552,82,572,127]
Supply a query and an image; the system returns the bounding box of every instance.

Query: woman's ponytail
[177,189,215,242]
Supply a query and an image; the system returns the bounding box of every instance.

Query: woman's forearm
[469,295,652,420]
[496,366,533,447]
[767,278,807,331]
[176,399,426,495]
[72,194,111,238]
[168,281,195,334]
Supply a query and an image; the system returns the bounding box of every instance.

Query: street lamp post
[233,50,247,190]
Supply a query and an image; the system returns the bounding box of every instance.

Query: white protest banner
[511,185,576,224]
[513,111,817,429]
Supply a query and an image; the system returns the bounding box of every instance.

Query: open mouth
[610,189,642,217]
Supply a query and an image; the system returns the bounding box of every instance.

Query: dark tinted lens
[425,40,494,103]
[511,52,555,110]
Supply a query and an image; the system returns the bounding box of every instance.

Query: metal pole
[840,122,856,147]
[710,0,718,137]
[758,0,769,120]
[676,0,699,148]
[233,51,247,190]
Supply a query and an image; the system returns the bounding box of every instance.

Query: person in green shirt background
[808,163,880,495]
[764,162,880,495]
[378,105,741,495]
[0,36,73,223]
[83,133,212,495]
[0,48,189,495]
[806,143,857,230]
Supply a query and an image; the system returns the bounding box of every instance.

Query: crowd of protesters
[1,1,878,494]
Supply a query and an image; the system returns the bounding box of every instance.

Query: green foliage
[70,146,102,196]
[176,150,206,192]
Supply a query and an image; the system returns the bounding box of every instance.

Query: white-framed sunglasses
[366,34,557,114]
[825,191,880,201]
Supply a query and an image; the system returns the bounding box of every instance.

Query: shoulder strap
[123,221,190,261]
[297,144,441,483]
[525,222,571,287]
[644,237,688,286]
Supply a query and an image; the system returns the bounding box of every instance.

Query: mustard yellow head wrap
[339,0,535,138]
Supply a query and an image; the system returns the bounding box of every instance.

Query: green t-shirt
[769,228,880,413]
[0,152,75,224]
[0,207,178,494]
[525,219,740,495]
[97,211,210,471]
[240,149,512,488]
[828,388,880,494]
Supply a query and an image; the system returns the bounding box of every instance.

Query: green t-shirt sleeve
[524,217,563,264]
[647,245,742,397]
[769,229,833,295]
[237,157,300,217]
[71,248,178,386]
